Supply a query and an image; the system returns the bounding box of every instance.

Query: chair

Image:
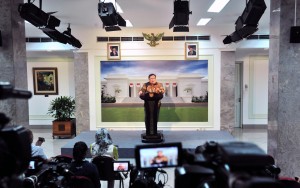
[70,176,95,188]
[92,156,124,188]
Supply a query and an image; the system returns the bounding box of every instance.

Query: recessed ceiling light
[126,20,133,27]
[197,18,212,26]
[208,0,230,13]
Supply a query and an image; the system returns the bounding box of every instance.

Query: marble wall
[0,0,29,127]
[220,51,236,133]
[74,52,90,132]
[268,0,300,176]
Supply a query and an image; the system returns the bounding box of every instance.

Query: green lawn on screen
[101,107,208,122]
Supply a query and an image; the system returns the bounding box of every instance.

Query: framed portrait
[107,43,121,60]
[185,42,199,60]
[33,67,58,95]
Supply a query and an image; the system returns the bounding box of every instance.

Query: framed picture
[107,43,121,60]
[33,67,58,95]
[185,42,199,60]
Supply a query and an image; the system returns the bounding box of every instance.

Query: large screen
[135,142,182,169]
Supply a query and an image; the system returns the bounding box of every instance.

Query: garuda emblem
[142,32,164,47]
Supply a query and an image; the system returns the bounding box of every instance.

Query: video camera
[0,82,32,187]
[133,141,300,188]
[130,143,182,188]
[23,156,74,188]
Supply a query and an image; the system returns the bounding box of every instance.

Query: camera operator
[69,141,100,188]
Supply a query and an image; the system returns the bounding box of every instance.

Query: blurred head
[93,128,113,155]
[188,46,194,51]
[148,74,157,84]
[73,141,88,161]
[95,128,112,143]
[157,150,163,157]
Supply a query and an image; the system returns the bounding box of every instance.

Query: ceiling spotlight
[18,2,60,29]
[98,2,126,32]
[169,0,192,32]
[42,28,68,44]
[18,1,82,48]
[223,0,266,44]
[62,24,82,48]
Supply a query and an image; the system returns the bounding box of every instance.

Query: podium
[140,92,164,143]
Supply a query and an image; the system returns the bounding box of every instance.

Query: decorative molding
[29,115,53,120]
[27,57,73,62]
[248,56,268,119]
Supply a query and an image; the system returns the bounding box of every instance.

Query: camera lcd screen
[28,161,35,169]
[113,161,130,172]
[135,142,182,169]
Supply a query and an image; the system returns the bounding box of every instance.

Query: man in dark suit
[188,45,196,56]
[110,47,118,56]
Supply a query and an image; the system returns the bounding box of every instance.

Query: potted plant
[48,96,76,138]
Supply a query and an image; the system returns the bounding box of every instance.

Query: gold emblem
[142,32,164,47]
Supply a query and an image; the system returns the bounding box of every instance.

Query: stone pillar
[268,0,300,176]
[74,52,89,132]
[0,0,29,127]
[220,51,235,132]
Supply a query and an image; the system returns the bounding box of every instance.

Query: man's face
[149,75,156,84]
[157,151,163,157]
[112,48,116,52]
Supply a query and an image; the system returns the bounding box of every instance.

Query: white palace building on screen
[101,74,208,103]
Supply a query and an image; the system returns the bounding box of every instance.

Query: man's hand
[35,137,45,146]
[35,140,43,146]
[138,90,143,95]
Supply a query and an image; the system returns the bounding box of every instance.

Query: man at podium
[138,74,165,142]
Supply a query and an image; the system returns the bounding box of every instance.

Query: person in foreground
[27,129,50,162]
[69,141,100,188]
[90,128,118,160]
[90,128,120,188]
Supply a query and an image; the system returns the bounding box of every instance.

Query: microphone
[0,82,32,99]
[157,168,166,174]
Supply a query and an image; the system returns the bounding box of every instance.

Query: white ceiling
[24,0,271,37]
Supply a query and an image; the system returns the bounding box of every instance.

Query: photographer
[27,129,49,162]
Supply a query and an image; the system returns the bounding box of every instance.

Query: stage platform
[61,130,235,158]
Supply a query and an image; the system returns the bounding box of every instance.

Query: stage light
[169,0,192,32]
[98,2,126,32]
[223,25,257,44]
[42,28,68,44]
[18,3,60,29]
[173,26,189,32]
[41,25,82,48]
[62,25,82,48]
[223,0,266,44]
[240,0,267,27]
[18,1,82,48]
